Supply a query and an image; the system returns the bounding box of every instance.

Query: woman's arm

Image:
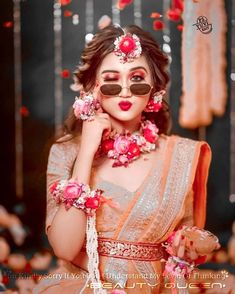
[46,110,111,262]
[47,145,95,261]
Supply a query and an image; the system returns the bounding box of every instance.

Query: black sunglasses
[100,83,152,96]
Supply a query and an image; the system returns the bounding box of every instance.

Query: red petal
[153,20,165,30]
[64,10,73,17]
[173,0,184,12]
[150,12,162,18]
[61,69,70,78]
[59,0,71,6]
[117,0,132,10]
[119,0,133,4]
[166,8,182,22]
[3,21,13,28]
[177,24,184,31]
[20,106,29,117]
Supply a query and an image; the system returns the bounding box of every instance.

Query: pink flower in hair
[114,33,142,63]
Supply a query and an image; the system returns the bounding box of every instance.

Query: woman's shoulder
[160,134,211,155]
[161,133,210,146]
[49,135,79,160]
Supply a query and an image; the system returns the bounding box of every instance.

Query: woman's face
[95,52,153,122]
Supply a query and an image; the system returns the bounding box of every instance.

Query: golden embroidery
[98,238,166,261]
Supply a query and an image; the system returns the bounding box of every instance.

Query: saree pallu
[33,135,211,294]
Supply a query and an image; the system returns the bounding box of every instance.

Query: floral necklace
[97,120,159,167]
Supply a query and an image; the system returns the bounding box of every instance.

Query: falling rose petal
[116,2,126,10]
[173,0,184,12]
[59,0,71,6]
[166,8,182,22]
[98,15,112,30]
[61,69,70,78]
[116,0,133,10]
[177,24,184,31]
[20,106,29,117]
[3,21,13,28]
[153,20,165,30]
[119,0,133,4]
[64,10,73,17]
[150,12,162,18]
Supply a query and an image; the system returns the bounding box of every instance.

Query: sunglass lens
[100,84,122,96]
[130,84,151,95]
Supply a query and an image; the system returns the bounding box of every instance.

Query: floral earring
[73,91,100,121]
[144,90,166,112]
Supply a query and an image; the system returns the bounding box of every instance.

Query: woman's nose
[119,86,131,98]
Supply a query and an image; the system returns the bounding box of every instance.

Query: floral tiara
[113,33,142,63]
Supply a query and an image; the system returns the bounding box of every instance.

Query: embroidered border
[144,138,197,241]
[98,238,166,261]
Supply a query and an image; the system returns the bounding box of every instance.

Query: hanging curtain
[179,0,227,129]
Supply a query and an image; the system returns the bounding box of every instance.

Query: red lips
[118,101,132,111]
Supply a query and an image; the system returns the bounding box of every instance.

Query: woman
[33,25,219,294]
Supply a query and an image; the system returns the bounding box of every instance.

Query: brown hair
[62,24,171,139]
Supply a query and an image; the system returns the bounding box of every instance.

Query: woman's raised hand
[80,105,111,156]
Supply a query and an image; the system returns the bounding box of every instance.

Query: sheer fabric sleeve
[45,142,77,234]
[177,189,194,228]
[192,142,212,228]
[176,141,211,230]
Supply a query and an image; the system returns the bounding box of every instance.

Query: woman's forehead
[97,52,150,74]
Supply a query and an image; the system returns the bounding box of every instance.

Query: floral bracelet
[50,180,103,216]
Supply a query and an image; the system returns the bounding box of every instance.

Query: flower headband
[113,33,142,63]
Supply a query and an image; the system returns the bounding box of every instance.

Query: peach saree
[33,134,211,294]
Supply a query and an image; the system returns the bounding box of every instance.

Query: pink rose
[127,142,140,159]
[113,136,130,154]
[119,36,136,54]
[73,99,85,118]
[63,182,82,200]
[85,196,100,209]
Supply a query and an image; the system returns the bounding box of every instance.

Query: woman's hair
[62,24,171,139]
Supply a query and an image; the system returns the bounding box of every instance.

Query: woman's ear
[158,89,166,96]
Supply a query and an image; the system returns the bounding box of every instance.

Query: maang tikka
[113,33,142,63]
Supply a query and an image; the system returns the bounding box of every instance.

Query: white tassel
[80,215,106,294]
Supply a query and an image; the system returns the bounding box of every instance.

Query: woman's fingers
[177,236,186,258]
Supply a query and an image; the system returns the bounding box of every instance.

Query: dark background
[0,0,234,250]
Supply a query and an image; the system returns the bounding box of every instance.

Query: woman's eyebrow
[129,66,147,72]
[101,70,119,74]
